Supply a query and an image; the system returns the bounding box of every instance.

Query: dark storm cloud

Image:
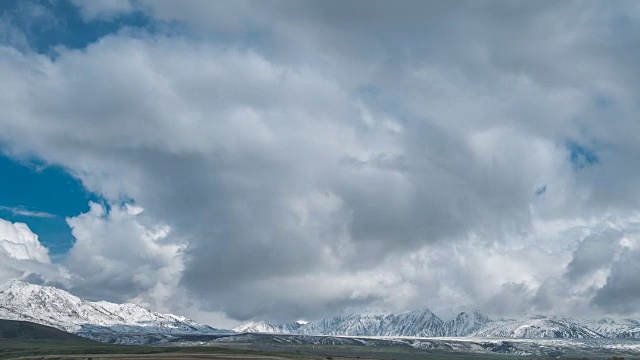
[565,230,620,281]
[592,248,640,314]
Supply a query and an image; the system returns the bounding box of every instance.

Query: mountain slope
[0,280,230,337]
[0,319,96,342]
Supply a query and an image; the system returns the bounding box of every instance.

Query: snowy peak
[0,280,115,331]
[446,310,492,336]
[0,280,230,336]
[0,280,79,304]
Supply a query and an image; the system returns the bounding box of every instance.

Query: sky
[2,0,640,328]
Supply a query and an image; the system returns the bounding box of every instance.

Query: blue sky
[2,0,640,326]
[0,0,151,52]
[0,153,96,257]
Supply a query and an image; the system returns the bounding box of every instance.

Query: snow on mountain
[235,309,640,340]
[233,320,307,334]
[235,309,489,337]
[0,280,230,336]
[471,316,603,338]
[301,313,401,336]
[445,309,492,336]
[582,318,640,339]
[383,309,448,337]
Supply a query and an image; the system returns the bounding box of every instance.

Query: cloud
[0,217,63,284]
[591,248,640,314]
[1,1,640,323]
[64,202,184,310]
[0,205,56,218]
[0,218,50,263]
[70,0,135,21]
[564,230,621,282]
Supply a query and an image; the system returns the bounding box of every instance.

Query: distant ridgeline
[235,311,640,339]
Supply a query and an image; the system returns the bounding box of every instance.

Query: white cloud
[0,218,50,263]
[0,206,56,218]
[0,218,63,285]
[64,202,184,310]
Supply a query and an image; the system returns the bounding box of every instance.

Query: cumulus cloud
[64,202,184,310]
[2,1,640,323]
[0,218,61,284]
[0,219,49,263]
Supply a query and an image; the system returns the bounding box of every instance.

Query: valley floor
[3,334,640,360]
[0,339,533,360]
[0,351,532,360]
[1,354,314,360]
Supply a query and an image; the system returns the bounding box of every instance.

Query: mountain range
[4,279,640,343]
[235,310,640,339]
[0,279,231,342]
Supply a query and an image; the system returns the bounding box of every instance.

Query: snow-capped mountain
[235,309,640,340]
[0,280,230,337]
[582,318,640,339]
[297,309,450,336]
[235,308,491,337]
[444,309,493,336]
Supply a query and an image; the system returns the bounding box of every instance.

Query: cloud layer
[2,1,640,325]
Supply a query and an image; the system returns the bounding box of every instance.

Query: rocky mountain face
[0,280,230,340]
